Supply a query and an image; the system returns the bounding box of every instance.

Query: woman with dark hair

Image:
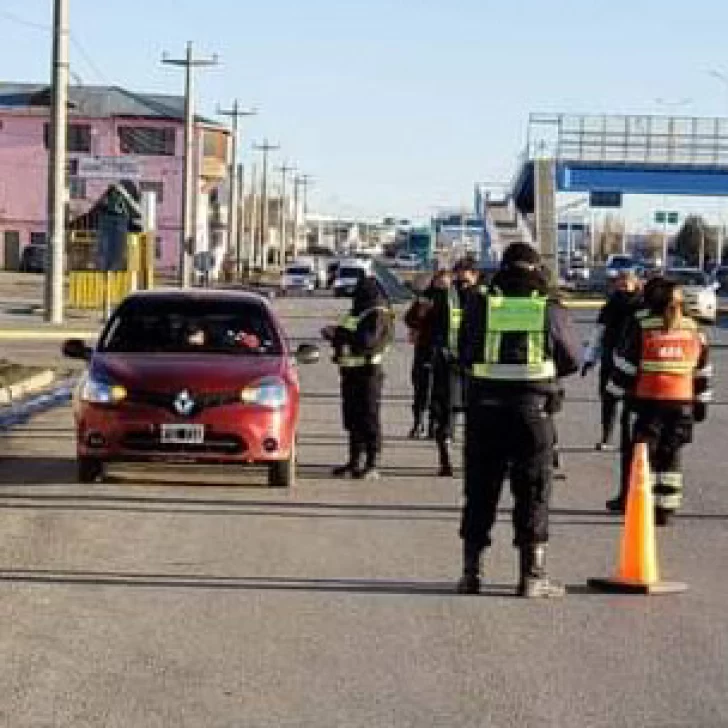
[607,279,712,525]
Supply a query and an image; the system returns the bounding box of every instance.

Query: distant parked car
[665,268,718,324]
[20,243,46,273]
[333,259,371,297]
[605,254,637,280]
[280,264,316,295]
[393,252,421,270]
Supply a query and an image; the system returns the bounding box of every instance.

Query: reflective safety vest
[471,293,556,381]
[448,288,463,354]
[634,316,701,401]
[336,306,392,368]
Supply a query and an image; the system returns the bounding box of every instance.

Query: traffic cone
[588,442,687,595]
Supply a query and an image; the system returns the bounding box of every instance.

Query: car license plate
[160,424,205,445]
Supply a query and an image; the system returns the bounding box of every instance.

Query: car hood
[91,353,290,393]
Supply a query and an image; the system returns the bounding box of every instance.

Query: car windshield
[609,256,634,269]
[667,270,708,286]
[339,267,365,279]
[99,298,282,355]
[286,267,311,276]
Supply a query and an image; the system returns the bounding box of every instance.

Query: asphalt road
[0,293,727,727]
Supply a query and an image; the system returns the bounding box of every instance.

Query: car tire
[78,457,104,484]
[268,441,296,488]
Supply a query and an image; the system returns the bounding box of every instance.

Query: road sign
[655,210,679,225]
[78,157,142,180]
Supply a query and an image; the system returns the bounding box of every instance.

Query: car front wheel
[268,441,296,488]
[78,457,105,484]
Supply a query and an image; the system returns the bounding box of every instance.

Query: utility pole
[44,0,69,324]
[293,174,313,257]
[162,42,218,288]
[276,162,295,265]
[249,162,259,268]
[218,101,256,274]
[236,163,245,277]
[252,139,280,271]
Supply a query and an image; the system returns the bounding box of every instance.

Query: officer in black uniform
[457,243,581,597]
[428,258,479,477]
[322,276,394,480]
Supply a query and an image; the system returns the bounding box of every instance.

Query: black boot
[655,507,671,527]
[457,544,482,594]
[605,496,626,514]
[353,446,381,481]
[332,441,362,477]
[408,420,425,439]
[437,439,454,477]
[517,545,565,599]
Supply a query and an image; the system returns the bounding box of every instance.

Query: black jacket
[597,290,643,367]
[459,269,581,405]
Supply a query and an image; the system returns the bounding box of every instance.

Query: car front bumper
[75,401,297,464]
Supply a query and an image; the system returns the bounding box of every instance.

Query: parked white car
[665,268,718,324]
[394,252,421,270]
[280,264,316,295]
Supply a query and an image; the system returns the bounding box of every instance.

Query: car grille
[125,389,240,416]
[122,430,246,455]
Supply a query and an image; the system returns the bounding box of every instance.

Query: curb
[0,330,98,341]
[0,378,76,432]
[0,369,55,406]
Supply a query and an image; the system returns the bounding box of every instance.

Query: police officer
[428,261,473,477]
[404,271,447,439]
[457,243,581,597]
[607,279,711,526]
[582,269,643,451]
[322,275,394,480]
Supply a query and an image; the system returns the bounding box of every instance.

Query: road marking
[0,330,98,341]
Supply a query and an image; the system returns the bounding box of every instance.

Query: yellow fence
[67,232,155,309]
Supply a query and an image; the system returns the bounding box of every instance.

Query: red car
[63,289,319,487]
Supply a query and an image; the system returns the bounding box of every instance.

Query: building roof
[0,83,220,125]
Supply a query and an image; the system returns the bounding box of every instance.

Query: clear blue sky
[2,0,728,219]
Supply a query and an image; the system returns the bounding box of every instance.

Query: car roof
[122,288,273,308]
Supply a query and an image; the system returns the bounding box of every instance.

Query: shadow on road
[0,568,526,597]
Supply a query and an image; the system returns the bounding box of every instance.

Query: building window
[118,126,176,156]
[140,180,164,204]
[30,232,46,246]
[69,178,87,200]
[155,236,163,260]
[43,123,92,153]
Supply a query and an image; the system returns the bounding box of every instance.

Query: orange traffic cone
[588,442,687,595]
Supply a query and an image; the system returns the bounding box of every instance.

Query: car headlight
[80,376,127,404]
[240,378,288,409]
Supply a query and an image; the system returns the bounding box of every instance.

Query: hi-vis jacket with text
[607,314,712,413]
[332,306,394,370]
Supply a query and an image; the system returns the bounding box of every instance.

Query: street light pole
[252,139,280,272]
[276,162,295,265]
[162,42,218,288]
[44,0,69,324]
[218,101,256,274]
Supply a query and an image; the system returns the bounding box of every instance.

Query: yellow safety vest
[448,288,463,355]
[471,293,556,381]
[336,306,392,368]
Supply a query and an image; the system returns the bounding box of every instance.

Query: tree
[674,215,717,268]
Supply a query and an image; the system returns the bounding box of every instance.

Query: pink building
[0,84,229,272]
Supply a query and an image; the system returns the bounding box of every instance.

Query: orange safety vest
[634,317,701,402]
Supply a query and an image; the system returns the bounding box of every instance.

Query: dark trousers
[628,406,693,512]
[341,367,384,455]
[599,365,627,444]
[411,347,432,425]
[460,402,555,552]
[430,352,457,443]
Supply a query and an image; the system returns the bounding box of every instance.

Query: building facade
[0,84,229,272]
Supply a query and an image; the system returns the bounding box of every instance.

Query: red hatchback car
[63,290,319,487]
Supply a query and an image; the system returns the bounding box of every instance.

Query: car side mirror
[295,343,320,365]
[62,338,92,361]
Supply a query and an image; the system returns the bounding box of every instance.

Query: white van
[333,258,372,297]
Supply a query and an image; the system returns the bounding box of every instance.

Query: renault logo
[173,390,196,417]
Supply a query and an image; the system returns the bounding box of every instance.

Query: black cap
[501,243,541,271]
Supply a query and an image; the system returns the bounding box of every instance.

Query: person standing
[607,279,711,525]
[403,272,444,439]
[322,276,395,480]
[582,269,643,451]
[457,243,581,597]
[428,259,478,477]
